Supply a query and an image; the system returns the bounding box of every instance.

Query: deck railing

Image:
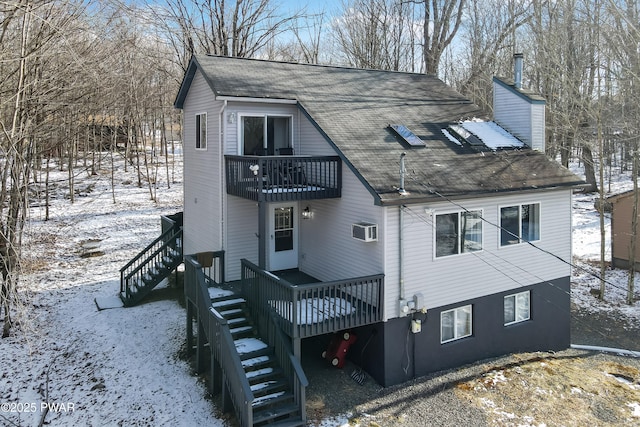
[185,255,254,426]
[225,155,341,202]
[240,259,384,339]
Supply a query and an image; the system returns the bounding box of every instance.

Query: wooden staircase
[120,226,183,306]
[210,295,306,427]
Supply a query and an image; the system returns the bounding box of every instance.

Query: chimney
[513,53,523,89]
[493,53,546,152]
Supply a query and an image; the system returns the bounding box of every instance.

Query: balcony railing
[225,155,341,202]
[240,259,384,339]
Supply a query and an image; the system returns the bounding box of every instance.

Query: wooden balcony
[240,259,384,341]
[225,155,342,202]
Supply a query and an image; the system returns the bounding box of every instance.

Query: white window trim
[498,202,541,247]
[433,209,484,259]
[195,112,207,151]
[504,291,531,326]
[440,304,473,344]
[237,113,294,155]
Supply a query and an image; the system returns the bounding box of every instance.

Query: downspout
[399,204,405,302]
[399,152,407,305]
[219,100,227,251]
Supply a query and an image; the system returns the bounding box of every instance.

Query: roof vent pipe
[399,152,407,195]
[514,53,523,89]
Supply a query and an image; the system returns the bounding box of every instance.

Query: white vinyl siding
[504,291,530,325]
[182,71,222,255]
[296,116,384,290]
[441,305,472,343]
[493,80,545,152]
[384,190,572,318]
[224,196,259,280]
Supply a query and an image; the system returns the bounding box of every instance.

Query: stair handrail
[120,228,183,297]
[120,227,178,277]
[187,256,254,427]
[210,308,255,427]
[267,310,308,423]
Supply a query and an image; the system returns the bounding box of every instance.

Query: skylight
[444,120,525,150]
[389,124,425,147]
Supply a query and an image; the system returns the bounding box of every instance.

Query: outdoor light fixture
[227,112,236,124]
[302,206,312,219]
[249,164,260,176]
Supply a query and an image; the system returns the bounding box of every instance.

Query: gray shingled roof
[175,55,584,205]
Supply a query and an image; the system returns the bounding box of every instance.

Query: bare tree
[414,0,466,75]
[449,0,534,111]
[606,0,640,304]
[333,0,419,71]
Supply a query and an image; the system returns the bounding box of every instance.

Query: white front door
[268,203,298,271]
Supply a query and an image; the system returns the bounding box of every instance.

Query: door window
[274,207,294,252]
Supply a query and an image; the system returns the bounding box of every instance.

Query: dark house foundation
[350,277,571,387]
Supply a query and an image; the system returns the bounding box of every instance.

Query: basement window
[441,305,472,343]
[504,291,530,325]
[389,124,425,147]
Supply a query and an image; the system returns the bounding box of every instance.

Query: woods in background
[1,0,639,334]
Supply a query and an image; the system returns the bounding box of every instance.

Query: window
[389,124,425,146]
[241,115,291,155]
[195,113,207,149]
[441,305,472,343]
[435,210,482,257]
[500,203,540,246]
[504,291,530,325]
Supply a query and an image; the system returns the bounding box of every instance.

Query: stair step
[211,297,246,308]
[227,317,248,326]
[251,391,294,411]
[235,338,267,356]
[218,308,244,318]
[241,355,272,369]
[208,287,235,300]
[252,402,299,425]
[250,379,283,393]
[247,367,284,385]
[266,418,305,427]
[230,325,254,335]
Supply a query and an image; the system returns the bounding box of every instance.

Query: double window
[504,291,530,325]
[435,210,482,257]
[195,113,207,150]
[500,203,540,246]
[241,115,291,155]
[441,305,472,343]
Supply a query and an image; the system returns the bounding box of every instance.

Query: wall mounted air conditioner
[352,222,378,242]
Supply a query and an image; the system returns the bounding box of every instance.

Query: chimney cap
[513,53,523,89]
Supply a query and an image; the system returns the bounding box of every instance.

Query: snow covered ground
[2,151,220,426]
[1,151,638,426]
[571,162,640,321]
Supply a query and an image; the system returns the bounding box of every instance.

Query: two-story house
[172,54,583,425]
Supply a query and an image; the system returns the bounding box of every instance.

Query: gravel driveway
[303,308,640,426]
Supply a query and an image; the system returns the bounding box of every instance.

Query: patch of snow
[629,402,640,417]
[460,120,525,150]
[208,287,234,299]
[269,297,356,324]
[441,128,462,145]
[234,338,268,355]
